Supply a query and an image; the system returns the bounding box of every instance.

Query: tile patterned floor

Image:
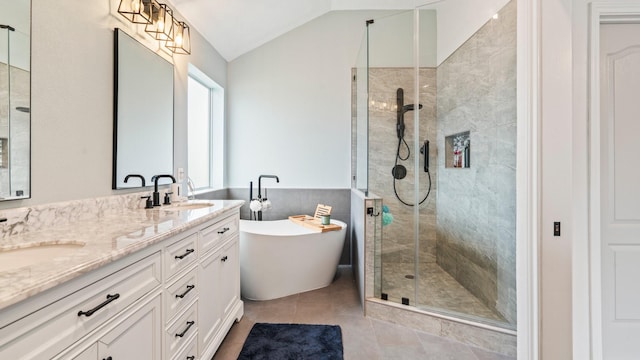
[381,261,509,325]
[212,266,515,360]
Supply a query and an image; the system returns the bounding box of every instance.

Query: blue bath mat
[237,323,344,360]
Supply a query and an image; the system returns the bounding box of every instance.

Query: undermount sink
[0,242,86,272]
[158,201,215,212]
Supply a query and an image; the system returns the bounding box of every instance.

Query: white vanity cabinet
[198,213,241,360]
[57,291,163,360]
[0,205,243,360]
[96,293,162,360]
[0,251,162,359]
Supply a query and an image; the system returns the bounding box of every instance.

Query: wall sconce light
[165,20,191,54]
[117,0,191,55]
[145,2,174,41]
[117,0,153,24]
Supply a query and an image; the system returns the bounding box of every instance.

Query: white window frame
[187,64,224,191]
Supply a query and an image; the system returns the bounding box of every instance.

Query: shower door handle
[421,140,430,172]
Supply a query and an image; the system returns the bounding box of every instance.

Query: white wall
[537,0,624,357]
[0,0,227,210]
[228,10,396,188]
[571,0,590,358]
[539,0,573,357]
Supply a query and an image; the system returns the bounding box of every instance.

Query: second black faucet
[150,174,176,207]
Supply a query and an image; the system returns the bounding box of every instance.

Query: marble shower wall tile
[367,67,438,264]
[436,0,517,324]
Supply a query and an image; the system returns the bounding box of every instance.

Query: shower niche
[445,131,470,168]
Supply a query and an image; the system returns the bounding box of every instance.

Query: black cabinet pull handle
[78,294,120,317]
[187,357,195,360]
[175,321,195,337]
[175,285,195,299]
[175,248,194,260]
[217,227,230,234]
[221,255,228,262]
[103,357,112,360]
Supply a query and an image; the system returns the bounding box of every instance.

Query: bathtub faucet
[258,175,279,199]
[256,175,279,220]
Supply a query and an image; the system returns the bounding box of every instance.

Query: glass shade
[165,20,191,54]
[145,2,174,41]
[117,0,153,24]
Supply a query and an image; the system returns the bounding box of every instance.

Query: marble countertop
[0,199,244,311]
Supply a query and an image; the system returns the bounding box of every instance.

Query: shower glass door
[366,9,417,305]
[366,0,518,330]
[413,6,438,313]
[353,25,368,194]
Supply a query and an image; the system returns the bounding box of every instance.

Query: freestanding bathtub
[239,218,347,300]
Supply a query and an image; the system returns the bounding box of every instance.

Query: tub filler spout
[254,175,279,220]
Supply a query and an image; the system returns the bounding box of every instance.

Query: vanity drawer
[171,330,197,360]
[166,301,198,359]
[0,251,162,359]
[165,233,198,280]
[165,268,197,322]
[200,214,238,255]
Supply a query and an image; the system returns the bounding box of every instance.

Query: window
[187,65,224,190]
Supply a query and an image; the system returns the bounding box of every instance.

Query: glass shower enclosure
[353,0,517,330]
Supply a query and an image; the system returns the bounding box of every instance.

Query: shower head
[396,87,424,139]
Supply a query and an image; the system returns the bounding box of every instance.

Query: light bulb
[131,0,140,12]
[175,34,183,47]
[158,18,164,31]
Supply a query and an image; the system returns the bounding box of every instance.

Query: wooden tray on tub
[288,215,342,232]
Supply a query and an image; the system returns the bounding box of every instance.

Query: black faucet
[258,175,279,199]
[257,175,279,220]
[124,174,146,187]
[150,174,176,207]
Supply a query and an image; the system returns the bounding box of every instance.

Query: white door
[600,23,640,359]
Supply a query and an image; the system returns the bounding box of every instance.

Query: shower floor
[381,260,509,325]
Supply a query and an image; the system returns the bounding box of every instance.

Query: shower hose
[393,136,431,206]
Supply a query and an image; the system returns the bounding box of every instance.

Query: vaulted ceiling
[171,0,419,61]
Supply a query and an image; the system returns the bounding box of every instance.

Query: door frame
[517,0,541,359]
[586,3,640,359]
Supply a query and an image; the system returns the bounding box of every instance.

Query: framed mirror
[113,28,174,189]
[0,0,30,201]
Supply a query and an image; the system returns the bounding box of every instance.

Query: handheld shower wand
[396,88,423,139]
[392,88,430,206]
